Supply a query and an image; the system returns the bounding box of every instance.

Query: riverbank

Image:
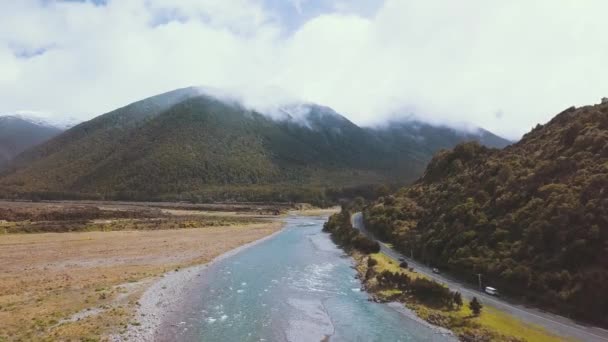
[114,227,286,341]
[0,200,282,341]
[321,208,565,341]
[353,252,565,342]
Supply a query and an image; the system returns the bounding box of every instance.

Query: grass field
[476,306,569,342]
[371,252,423,280]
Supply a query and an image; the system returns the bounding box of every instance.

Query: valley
[3,2,608,341]
[124,215,456,342]
[0,95,606,342]
[0,89,522,341]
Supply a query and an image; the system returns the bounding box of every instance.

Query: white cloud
[289,0,304,14]
[1,0,608,139]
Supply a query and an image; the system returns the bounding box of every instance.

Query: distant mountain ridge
[364,119,510,165]
[375,119,511,148]
[0,112,80,130]
[0,87,510,203]
[0,115,63,168]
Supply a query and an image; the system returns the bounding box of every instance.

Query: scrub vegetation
[0,202,264,234]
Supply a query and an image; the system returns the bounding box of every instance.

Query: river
[156,215,454,341]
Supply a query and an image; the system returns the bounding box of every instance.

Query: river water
[158,215,453,341]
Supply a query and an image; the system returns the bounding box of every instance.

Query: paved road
[352,212,608,342]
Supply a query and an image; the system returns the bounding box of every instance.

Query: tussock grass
[0,217,281,341]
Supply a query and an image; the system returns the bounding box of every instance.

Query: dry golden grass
[288,206,340,216]
[0,221,281,341]
[160,208,277,218]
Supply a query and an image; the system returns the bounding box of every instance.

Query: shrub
[452,291,463,308]
[411,278,451,302]
[353,235,381,254]
[469,297,483,316]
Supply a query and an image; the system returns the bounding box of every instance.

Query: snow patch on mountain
[0,111,80,129]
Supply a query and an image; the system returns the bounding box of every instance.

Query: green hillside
[0,87,509,203]
[0,116,62,167]
[363,104,608,325]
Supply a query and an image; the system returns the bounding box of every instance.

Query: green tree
[452,291,463,308]
[367,256,378,267]
[469,297,483,316]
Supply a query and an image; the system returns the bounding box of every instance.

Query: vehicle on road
[432,268,440,274]
[485,286,499,296]
[398,257,405,262]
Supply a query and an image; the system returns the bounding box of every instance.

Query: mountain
[0,115,63,168]
[0,87,508,203]
[365,120,510,166]
[363,104,608,325]
[368,120,510,149]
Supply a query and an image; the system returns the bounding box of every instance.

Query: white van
[484,286,499,296]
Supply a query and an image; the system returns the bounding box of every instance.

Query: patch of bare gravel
[112,228,284,341]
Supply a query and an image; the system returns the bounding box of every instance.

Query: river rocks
[367,294,388,303]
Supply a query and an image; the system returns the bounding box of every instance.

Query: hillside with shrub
[363,103,608,325]
[0,88,508,204]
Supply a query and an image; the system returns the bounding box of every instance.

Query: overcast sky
[1,0,607,139]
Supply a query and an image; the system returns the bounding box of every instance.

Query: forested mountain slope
[363,104,608,325]
[365,120,510,167]
[0,116,62,168]
[0,87,508,203]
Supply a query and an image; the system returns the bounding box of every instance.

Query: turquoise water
[158,216,453,341]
